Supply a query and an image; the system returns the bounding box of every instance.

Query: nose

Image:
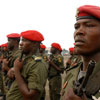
[74,25,85,36]
[20,41,23,47]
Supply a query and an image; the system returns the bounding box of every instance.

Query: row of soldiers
[1,4,100,100]
[0,30,81,100]
[0,30,80,100]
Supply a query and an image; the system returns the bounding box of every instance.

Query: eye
[22,38,26,42]
[74,24,80,29]
[86,23,96,27]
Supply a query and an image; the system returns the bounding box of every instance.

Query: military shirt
[6,55,48,100]
[8,49,21,68]
[48,54,64,78]
[61,61,100,100]
[40,53,48,62]
[3,49,21,93]
[66,54,81,69]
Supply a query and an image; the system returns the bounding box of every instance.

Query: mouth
[75,39,85,45]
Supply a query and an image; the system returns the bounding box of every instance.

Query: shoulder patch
[58,57,62,63]
[34,57,42,62]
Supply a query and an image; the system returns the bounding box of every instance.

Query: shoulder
[34,56,42,62]
[56,54,63,62]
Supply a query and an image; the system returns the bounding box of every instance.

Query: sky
[0,0,99,50]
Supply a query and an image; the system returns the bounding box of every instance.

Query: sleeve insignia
[58,57,61,63]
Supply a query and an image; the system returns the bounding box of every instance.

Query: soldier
[66,47,74,69]
[0,43,8,97]
[6,30,48,100]
[39,44,48,100]
[61,5,100,100]
[40,44,48,62]
[1,33,20,98]
[48,42,64,100]
[2,33,20,73]
[66,47,81,69]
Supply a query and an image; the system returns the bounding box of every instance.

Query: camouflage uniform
[6,55,48,100]
[48,54,64,100]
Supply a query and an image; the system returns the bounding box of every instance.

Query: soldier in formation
[48,42,64,100]
[61,5,100,100]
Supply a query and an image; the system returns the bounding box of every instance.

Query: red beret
[59,47,62,52]
[69,47,74,52]
[40,44,46,49]
[7,33,20,38]
[1,43,7,47]
[21,30,44,42]
[51,43,61,51]
[76,5,100,20]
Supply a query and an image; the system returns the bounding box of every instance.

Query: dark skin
[64,18,100,100]
[48,47,63,73]
[40,48,45,54]
[2,38,19,72]
[14,38,40,100]
[7,38,19,51]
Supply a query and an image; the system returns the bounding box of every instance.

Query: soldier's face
[40,48,45,53]
[50,47,57,54]
[7,38,15,50]
[74,18,100,55]
[20,38,33,54]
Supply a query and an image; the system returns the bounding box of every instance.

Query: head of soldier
[40,44,46,53]
[74,5,100,56]
[50,43,61,54]
[7,33,20,51]
[69,47,74,55]
[20,30,44,55]
[1,43,8,52]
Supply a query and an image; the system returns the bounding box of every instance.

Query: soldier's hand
[7,68,15,79]
[2,58,9,66]
[48,58,53,64]
[63,88,88,100]
[14,58,23,71]
[0,55,4,63]
[2,59,9,71]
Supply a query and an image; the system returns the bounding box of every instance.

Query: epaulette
[34,57,42,62]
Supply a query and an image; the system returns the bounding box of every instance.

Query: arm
[49,59,63,73]
[14,58,40,100]
[2,59,10,72]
